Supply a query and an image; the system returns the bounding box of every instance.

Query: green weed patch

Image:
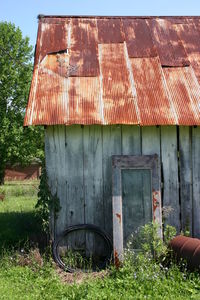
[1,181,200,299]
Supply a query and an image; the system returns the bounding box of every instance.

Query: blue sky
[1,0,200,46]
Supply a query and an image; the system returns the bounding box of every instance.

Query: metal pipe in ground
[169,235,200,270]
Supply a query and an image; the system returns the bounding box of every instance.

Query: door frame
[112,154,162,265]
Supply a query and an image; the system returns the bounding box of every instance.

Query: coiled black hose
[52,224,113,272]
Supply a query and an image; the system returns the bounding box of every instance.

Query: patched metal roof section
[99,43,138,124]
[163,67,200,125]
[131,57,176,125]
[69,18,100,76]
[24,16,200,126]
[149,19,189,67]
[176,22,200,83]
[123,19,157,58]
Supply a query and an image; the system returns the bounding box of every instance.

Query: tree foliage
[0,22,44,184]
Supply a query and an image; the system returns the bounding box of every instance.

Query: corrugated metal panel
[35,67,68,125]
[24,16,200,127]
[68,77,102,124]
[176,23,200,83]
[25,69,102,125]
[97,18,124,43]
[163,67,200,125]
[69,18,99,76]
[99,43,138,124]
[123,19,157,57]
[130,57,176,125]
[149,19,189,67]
[25,66,68,125]
[39,21,68,63]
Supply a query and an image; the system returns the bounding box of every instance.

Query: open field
[1,181,200,299]
[0,180,42,250]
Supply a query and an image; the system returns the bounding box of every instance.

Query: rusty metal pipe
[170,235,200,270]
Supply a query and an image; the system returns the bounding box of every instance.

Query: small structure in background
[5,162,41,181]
[24,16,200,263]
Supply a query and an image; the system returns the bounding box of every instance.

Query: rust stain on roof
[39,21,68,63]
[68,77,102,124]
[176,22,200,83]
[163,67,200,125]
[149,19,189,67]
[69,18,99,77]
[24,16,200,126]
[31,67,68,125]
[97,18,124,43]
[123,19,157,58]
[100,43,138,124]
[131,57,176,125]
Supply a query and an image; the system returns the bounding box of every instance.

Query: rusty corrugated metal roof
[24,16,200,126]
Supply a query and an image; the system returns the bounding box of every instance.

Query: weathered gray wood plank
[45,126,56,195]
[103,125,122,237]
[83,125,104,255]
[161,126,180,232]
[142,126,162,237]
[45,126,57,238]
[53,125,66,236]
[122,125,141,155]
[192,127,200,237]
[179,126,192,235]
[142,126,160,156]
[65,125,84,228]
[83,125,103,225]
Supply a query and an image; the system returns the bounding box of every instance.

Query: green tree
[0,22,44,184]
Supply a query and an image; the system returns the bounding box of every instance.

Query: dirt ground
[55,265,108,284]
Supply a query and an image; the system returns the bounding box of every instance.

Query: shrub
[125,222,176,262]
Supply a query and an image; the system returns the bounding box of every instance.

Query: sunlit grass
[0,181,40,250]
[1,181,200,299]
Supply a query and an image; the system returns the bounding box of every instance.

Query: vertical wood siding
[161,126,180,231]
[102,126,122,237]
[192,127,200,237]
[45,125,200,238]
[179,126,192,234]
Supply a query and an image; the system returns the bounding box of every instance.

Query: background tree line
[0,21,44,184]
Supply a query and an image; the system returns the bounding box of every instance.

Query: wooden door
[112,155,162,263]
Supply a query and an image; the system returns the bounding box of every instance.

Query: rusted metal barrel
[170,235,200,270]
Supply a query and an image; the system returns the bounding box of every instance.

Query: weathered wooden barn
[24,16,200,255]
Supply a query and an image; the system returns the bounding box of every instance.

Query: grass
[1,251,200,300]
[1,181,200,299]
[0,180,43,250]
